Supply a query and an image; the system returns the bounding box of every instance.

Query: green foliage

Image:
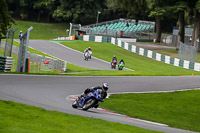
[60,40,200,76]
[12,20,68,40]
[196,0,200,11]
[147,0,176,18]
[52,0,106,23]
[0,0,15,36]
[149,7,167,17]
[101,90,200,132]
[111,0,148,19]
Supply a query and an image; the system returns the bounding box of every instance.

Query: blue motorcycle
[72,90,104,111]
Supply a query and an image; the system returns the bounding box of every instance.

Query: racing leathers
[79,86,107,108]
[84,86,107,99]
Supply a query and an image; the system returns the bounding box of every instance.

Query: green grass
[100,90,200,132]
[59,40,200,76]
[12,20,69,40]
[66,62,97,72]
[1,40,200,76]
[0,100,161,133]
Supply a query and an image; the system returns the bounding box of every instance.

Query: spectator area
[81,18,155,38]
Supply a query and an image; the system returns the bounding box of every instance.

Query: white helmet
[102,83,109,91]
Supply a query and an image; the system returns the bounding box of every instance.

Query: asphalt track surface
[0,74,199,133]
[28,40,131,70]
[0,40,199,132]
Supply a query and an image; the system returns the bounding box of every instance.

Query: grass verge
[100,90,200,132]
[59,40,200,76]
[2,40,200,76]
[12,20,68,40]
[0,100,160,133]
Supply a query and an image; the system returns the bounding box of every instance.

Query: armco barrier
[0,56,13,72]
[78,35,200,72]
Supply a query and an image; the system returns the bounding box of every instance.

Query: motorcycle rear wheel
[83,98,97,111]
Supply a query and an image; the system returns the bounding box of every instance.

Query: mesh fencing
[1,41,66,72]
[17,31,28,72]
[4,27,18,57]
[28,52,66,71]
[178,42,197,62]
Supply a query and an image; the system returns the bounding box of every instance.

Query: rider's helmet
[102,83,109,91]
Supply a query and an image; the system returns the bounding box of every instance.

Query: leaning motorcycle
[88,50,92,59]
[72,90,104,111]
[118,63,125,70]
[111,60,117,69]
[84,52,89,61]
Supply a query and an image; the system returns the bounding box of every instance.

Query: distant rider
[119,59,125,65]
[88,47,92,51]
[84,48,88,53]
[19,31,23,39]
[111,56,117,64]
[88,47,92,59]
[84,48,89,60]
[78,83,109,108]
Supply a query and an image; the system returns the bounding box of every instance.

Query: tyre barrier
[0,56,13,72]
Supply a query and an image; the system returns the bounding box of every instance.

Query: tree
[33,0,48,22]
[52,0,106,24]
[113,0,148,20]
[174,1,187,44]
[193,0,200,46]
[0,0,14,36]
[103,0,128,20]
[33,0,58,22]
[112,0,175,43]
[169,1,188,49]
[147,0,175,43]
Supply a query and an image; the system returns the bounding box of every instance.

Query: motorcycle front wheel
[82,98,97,111]
[72,100,78,108]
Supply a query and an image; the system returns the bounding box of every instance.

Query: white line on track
[15,39,133,71]
[52,41,134,71]
[14,39,70,63]
[107,88,200,98]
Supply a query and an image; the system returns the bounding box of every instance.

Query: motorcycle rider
[119,59,125,65]
[88,47,92,51]
[84,48,89,60]
[88,47,92,59]
[111,56,117,63]
[111,55,117,69]
[84,48,88,53]
[19,31,23,39]
[78,83,109,108]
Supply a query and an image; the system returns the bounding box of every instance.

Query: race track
[0,74,199,133]
[1,40,199,132]
[28,40,131,70]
